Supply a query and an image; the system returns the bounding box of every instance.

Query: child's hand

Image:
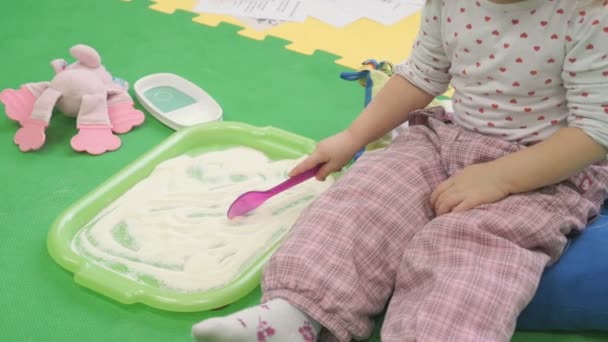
[289,130,362,181]
[430,163,512,216]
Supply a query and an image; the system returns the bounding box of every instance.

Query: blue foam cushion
[517,207,608,331]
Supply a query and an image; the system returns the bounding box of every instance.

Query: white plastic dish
[134,73,223,130]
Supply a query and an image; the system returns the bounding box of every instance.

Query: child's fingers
[289,153,325,177]
[430,178,453,207]
[451,198,475,213]
[435,191,463,216]
[316,162,337,181]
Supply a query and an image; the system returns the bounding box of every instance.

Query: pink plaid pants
[261,107,608,342]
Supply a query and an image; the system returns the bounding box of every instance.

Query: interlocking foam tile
[148,0,421,70]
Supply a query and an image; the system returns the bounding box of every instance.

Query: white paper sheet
[194,0,424,28]
[304,0,360,28]
[352,0,424,26]
[195,0,307,22]
[235,17,285,31]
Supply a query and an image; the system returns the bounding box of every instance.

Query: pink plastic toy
[0,44,145,155]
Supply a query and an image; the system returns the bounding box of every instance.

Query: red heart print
[492,30,500,36]
[492,104,499,109]
[476,39,483,44]
[510,99,518,104]
[506,116,513,121]
[525,108,533,112]
[534,46,541,51]
[551,34,559,39]
[516,57,524,63]
[528,91,536,96]
[512,19,519,24]
[485,16,491,22]
[500,67,507,72]
[545,79,553,84]
[541,21,548,26]
[537,115,545,120]
[530,70,538,75]
[557,8,564,14]
[513,81,520,87]
[587,44,595,50]
[466,23,473,29]
[488,122,495,127]
[504,43,510,48]
[520,32,528,38]
[551,120,559,125]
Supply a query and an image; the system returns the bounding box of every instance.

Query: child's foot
[192,299,320,342]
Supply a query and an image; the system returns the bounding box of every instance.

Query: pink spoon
[227,164,322,219]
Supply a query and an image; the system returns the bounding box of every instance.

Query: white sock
[192,298,321,342]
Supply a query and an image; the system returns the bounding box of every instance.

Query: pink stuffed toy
[0,44,145,155]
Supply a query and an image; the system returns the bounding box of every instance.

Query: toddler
[193,0,608,341]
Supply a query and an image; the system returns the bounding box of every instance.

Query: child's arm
[290,76,435,180]
[492,127,606,194]
[346,75,435,150]
[290,0,449,180]
[431,127,606,216]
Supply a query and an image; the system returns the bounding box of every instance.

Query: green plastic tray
[47,121,319,312]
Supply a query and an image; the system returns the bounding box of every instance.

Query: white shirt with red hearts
[396,0,608,146]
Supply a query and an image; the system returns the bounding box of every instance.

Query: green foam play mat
[0,0,605,341]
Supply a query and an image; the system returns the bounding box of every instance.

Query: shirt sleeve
[562,3,608,149]
[394,0,451,97]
